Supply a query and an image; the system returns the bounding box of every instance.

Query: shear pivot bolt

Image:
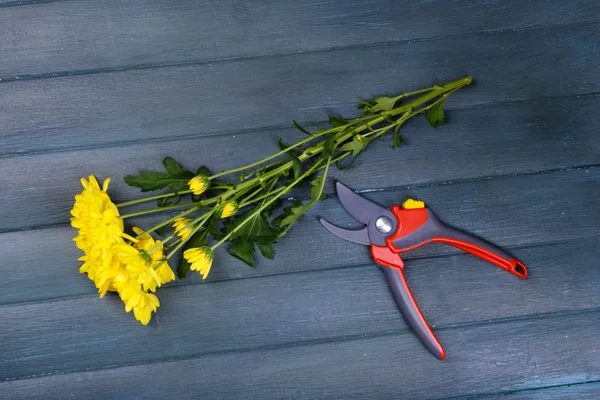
[375,216,393,234]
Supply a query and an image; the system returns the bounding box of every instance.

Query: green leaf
[310,173,327,202]
[271,200,301,228]
[157,194,180,207]
[226,211,279,244]
[163,157,192,177]
[124,157,194,193]
[228,237,256,267]
[124,171,180,192]
[336,157,359,171]
[291,153,302,179]
[155,225,168,235]
[392,130,404,149]
[339,134,367,156]
[293,120,313,136]
[328,115,348,128]
[425,99,446,128]
[257,243,275,260]
[323,135,336,157]
[359,96,400,114]
[279,203,310,228]
[208,224,225,240]
[177,257,191,280]
[197,165,211,176]
[278,137,289,151]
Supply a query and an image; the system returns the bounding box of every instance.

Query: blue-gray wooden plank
[1,236,599,381]
[1,310,598,399]
[0,0,597,77]
[0,22,598,157]
[1,167,598,305]
[0,0,599,398]
[461,382,600,400]
[1,95,598,231]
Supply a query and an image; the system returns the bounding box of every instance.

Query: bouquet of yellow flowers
[70,76,472,325]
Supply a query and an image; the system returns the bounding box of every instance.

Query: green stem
[120,202,197,219]
[165,237,182,250]
[275,152,347,239]
[116,191,192,208]
[208,125,344,180]
[163,211,215,261]
[238,177,279,208]
[239,181,289,208]
[135,206,199,239]
[211,159,326,250]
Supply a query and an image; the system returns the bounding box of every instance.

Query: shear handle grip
[430,225,527,279]
[371,245,446,360]
[381,265,446,360]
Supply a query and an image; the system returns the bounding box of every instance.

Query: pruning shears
[320,182,528,360]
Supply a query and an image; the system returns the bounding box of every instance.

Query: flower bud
[188,175,210,195]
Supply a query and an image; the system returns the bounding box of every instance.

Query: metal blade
[319,218,371,245]
[336,181,389,225]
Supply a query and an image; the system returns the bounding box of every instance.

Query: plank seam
[431,379,600,400]
[0,233,597,308]
[1,91,598,160]
[1,162,598,235]
[0,0,65,8]
[4,306,600,383]
[0,19,598,85]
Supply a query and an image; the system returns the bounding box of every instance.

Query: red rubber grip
[431,237,528,279]
[372,244,446,360]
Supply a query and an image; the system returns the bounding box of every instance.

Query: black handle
[381,266,446,360]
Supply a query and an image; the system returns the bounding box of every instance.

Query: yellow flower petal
[188,175,210,195]
[220,201,239,219]
[184,246,215,280]
[172,218,194,240]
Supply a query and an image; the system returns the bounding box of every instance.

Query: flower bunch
[71,76,472,325]
[70,176,174,324]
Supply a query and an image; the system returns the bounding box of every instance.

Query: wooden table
[1,1,599,398]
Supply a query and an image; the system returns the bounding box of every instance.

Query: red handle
[371,245,446,360]
[388,206,528,280]
[430,236,528,279]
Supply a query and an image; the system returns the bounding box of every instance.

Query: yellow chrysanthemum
[188,175,210,195]
[220,201,239,219]
[70,175,128,296]
[70,175,125,252]
[71,175,169,326]
[131,226,175,285]
[113,277,160,326]
[184,246,215,280]
[172,218,194,240]
[156,263,176,284]
[114,243,162,293]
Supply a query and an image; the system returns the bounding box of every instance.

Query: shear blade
[336,182,388,225]
[319,218,371,245]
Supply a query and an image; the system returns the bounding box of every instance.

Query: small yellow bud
[188,175,210,195]
[220,201,239,219]
[172,218,194,240]
[184,246,215,280]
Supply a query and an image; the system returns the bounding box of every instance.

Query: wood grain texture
[2,310,598,399]
[1,1,598,398]
[1,236,599,381]
[464,382,600,400]
[1,95,599,231]
[1,167,598,306]
[1,22,599,157]
[0,0,597,77]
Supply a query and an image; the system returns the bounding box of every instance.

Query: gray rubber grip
[382,266,446,360]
